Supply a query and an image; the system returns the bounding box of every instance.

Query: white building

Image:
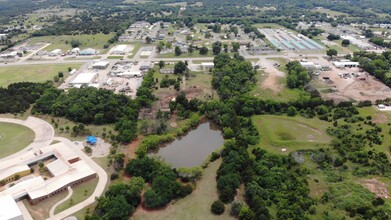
[48,49,62,56]
[92,61,110,69]
[340,35,375,50]
[0,195,23,220]
[0,143,97,205]
[201,62,215,70]
[69,72,98,87]
[117,70,142,78]
[0,34,7,40]
[112,45,128,55]
[333,61,360,68]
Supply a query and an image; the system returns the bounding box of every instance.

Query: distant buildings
[48,49,62,56]
[333,60,360,68]
[112,45,128,55]
[80,48,97,56]
[92,61,110,70]
[340,35,375,50]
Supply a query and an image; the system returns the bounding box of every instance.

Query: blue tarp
[86,136,97,144]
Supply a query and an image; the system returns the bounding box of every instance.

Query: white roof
[0,176,45,200]
[0,165,30,181]
[92,61,110,67]
[46,159,69,176]
[201,62,214,66]
[333,61,359,66]
[0,151,36,171]
[50,49,61,54]
[0,195,22,220]
[70,72,97,85]
[113,44,127,52]
[28,160,95,200]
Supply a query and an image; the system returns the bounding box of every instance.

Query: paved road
[47,137,108,220]
[0,116,54,163]
[49,187,73,217]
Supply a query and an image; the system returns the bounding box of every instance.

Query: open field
[133,159,236,220]
[54,177,99,214]
[29,33,115,53]
[0,63,81,88]
[252,115,332,154]
[0,122,35,158]
[315,8,349,17]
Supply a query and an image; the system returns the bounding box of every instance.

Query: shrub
[211,200,225,215]
[230,201,243,216]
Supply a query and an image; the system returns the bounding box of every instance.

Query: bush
[110,173,119,180]
[230,201,243,216]
[211,200,225,215]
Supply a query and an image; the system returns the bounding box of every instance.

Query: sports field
[0,63,81,87]
[0,122,35,158]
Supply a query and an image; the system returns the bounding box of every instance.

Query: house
[201,62,215,70]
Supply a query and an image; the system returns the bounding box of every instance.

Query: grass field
[29,33,115,53]
[252,115,332,154]
[0,122,35,158]
[0,63,81,88]
[134,159,236,220]
[23,191,68,219]
[54,177,99,214]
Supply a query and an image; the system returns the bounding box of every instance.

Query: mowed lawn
[0,63,81,87]
[252,115,332,154]
[29,33,115,52]
[0,122,35,158]
[133,159,236,220]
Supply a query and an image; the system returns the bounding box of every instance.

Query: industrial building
[201,62,215,70]
[0,195,23,220]
[69,72,98,87]
[112,45,128,55]
[80,48,97,56]
[0,142,97,206]
[261,28,324,51]
[340,35,375,50]
[333,60,360,68]
[92,61,110,69]
[48,49,62,56]
[0,51,18,59]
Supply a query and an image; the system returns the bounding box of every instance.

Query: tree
[327,34,340,41]
[158,61,165,69]
[188,44,194,53]
[232,42,240,52]
[199,46,208,55]
[326,49,338,58]
[145,36,152,44]
[342,39,350,47]
[175,46,182,56]
[287,106,297,116]
[174,61,187,75]
[212,41,222,55]
[58,71,64,78]
[211,200,225,215]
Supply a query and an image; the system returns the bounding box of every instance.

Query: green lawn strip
[29,33,116,53]
[0,122,35,158]
[0,63,81,88]
[54,177,99,214]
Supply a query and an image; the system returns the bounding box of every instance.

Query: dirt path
[259,58,286,92]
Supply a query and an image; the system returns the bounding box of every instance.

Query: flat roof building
[92,61,110,69]
[201,62,215,70]
[49,49,62,56]
[0,195,23,220]
[333,61,360,68]
[80,48,97,56]
[69,72,97,87]
[112,45,128,55]
[0,142,97,205]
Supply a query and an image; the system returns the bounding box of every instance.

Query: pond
[149,122,224,168]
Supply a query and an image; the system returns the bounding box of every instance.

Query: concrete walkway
[49,187,73,218]
[17,201,33,220]
[0,116,54,162]
[47,137,108,220]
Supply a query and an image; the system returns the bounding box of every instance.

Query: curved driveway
[0,116,54,162]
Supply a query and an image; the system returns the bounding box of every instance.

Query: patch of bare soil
[372,113,388,124]
[362,179,389,198]
[124,137,141,163]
